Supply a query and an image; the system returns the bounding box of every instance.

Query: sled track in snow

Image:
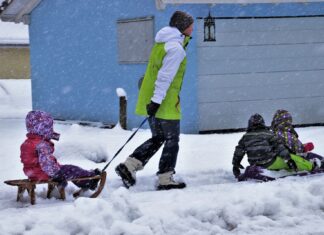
[109,169,324,193]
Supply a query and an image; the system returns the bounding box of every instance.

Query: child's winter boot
[310,158,322,171]
[88,168,102,190]
[115,157,143,188]
[157,171,186,190]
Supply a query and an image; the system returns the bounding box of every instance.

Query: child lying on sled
[20,110,101,190]
[271,109,324,167]
[232,113,315,181]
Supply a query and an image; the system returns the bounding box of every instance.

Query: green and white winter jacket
[135,26,190,120]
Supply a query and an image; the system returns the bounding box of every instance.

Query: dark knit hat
[169,11,194,33]
[248,113,266,131]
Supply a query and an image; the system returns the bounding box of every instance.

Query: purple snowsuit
[23,110,97,189]
[270,110,304,153]
[270,109,323,162]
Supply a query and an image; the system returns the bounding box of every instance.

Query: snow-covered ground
[0,21,29,44]
[1,79,324,235]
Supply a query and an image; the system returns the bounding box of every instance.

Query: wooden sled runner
[4,171,107,205]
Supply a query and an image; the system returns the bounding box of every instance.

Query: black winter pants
[130,116,180,174]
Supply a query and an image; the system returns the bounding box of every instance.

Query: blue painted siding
[30,0,202,133]
[29,0,324,133]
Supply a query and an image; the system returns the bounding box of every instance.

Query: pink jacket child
[20,110,100,189]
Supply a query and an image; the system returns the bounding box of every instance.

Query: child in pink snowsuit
[20,110,100,189]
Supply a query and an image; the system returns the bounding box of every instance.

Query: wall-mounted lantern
[204,12,216,42]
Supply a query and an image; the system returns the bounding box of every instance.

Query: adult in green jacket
[116,11,194,190]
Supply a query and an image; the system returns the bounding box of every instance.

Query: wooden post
[119,96,127,130]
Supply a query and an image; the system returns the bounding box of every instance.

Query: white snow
[116,87,127,99]
[0,79,31,118]
[0,21,29,44]
[1,79,324,234]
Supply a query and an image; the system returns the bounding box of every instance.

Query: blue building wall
[29,0,324,133]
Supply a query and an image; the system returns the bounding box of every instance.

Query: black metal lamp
[204,12,216,42]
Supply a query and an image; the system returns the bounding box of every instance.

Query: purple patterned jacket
[270,109,304,154]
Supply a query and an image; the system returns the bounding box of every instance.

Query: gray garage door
[197,16,324,131]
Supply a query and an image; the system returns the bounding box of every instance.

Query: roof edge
[0,0,42,24]
[156,0,324,9]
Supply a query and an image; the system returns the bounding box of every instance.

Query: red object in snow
[303,142,314,152]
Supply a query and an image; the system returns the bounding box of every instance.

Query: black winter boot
[115,157,143,188]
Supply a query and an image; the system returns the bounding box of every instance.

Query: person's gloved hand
[303,142,314,152]
[93,168,102,176]
[232,164,244,178]
[286,159,298,172]
[51,132,60,141]
[146,101,160,117]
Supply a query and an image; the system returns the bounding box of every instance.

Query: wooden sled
[4,171,107,205]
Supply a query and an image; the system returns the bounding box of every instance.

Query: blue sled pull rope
[101,118,148,172]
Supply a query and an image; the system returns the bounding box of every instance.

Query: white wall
[197,17,324,131]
